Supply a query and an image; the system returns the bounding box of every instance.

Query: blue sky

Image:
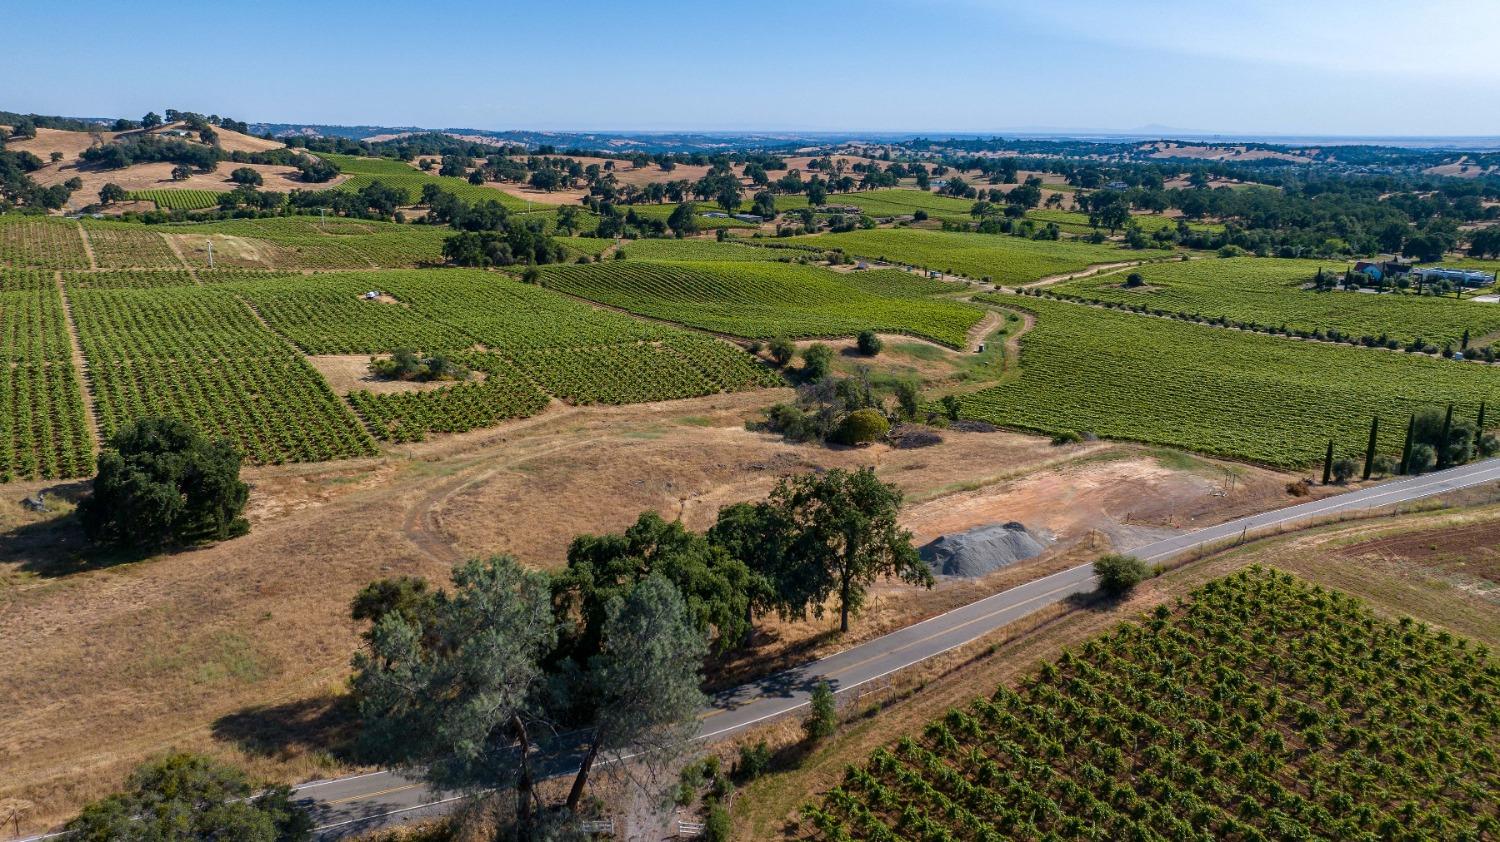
[5,0,1498,135]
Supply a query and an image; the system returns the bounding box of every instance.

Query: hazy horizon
[6,0,1499,137]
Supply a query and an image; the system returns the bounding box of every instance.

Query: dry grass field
[0,383,1309,833]
[7,124,340,211]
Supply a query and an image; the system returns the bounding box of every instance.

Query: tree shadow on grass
[1,481,156,577]
[211,693,361,764]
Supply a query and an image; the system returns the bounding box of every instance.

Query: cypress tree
[1478,400,1487,435]
[1363,416,1379,480]
[1437,403,1454,469]
[1399,415,1415,475]
[1462,328,1471,350]
[1323,440,1334,485]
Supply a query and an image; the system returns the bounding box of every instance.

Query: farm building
[1410,266,1495,288]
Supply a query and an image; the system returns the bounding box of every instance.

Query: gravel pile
[919,521,1050,577]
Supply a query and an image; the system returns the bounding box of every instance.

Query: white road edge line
[304,459,1500,833]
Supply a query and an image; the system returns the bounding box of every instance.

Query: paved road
[15,458,1500,841]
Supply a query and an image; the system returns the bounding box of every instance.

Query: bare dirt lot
[0,389,1307,832]
[307,354,488,395]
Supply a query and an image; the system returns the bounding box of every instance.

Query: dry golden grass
[0,388,1300,834]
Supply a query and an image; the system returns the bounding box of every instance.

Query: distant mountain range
[245,122,1500,153]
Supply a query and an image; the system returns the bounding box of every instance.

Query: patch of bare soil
[789,334,964,383]
[490,183,588,206]
[1335,520,1500,594]
[308,354,487,395]
[164,233,290,269]
[0,386,1301,833]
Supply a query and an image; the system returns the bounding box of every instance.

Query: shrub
[1480,433,1500,458]
[802,343,834,381]
[805,681,837,742]
[768,337,795,367]
[1285,480,1310,497]
[1372,454,1401,476]
[1094,553,1148,597]
[78,417,249,550]
[66,754,310,841]
[856,329,883,356]
[1331,457,1360,484]
[835,409,890,446]
[704,802,731,842]
[765,403,819,442]
[735,741,772,782]
[1124,272,1144,288]
[1051,430,1083,445]
[940,394,962,422]
[1407,443,1437,474]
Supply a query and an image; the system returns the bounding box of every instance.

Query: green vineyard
[797,228,1126,285]
[154,215,450,269]
[616,237,794,262]
[962,295,1500,467]
[1051,257,1500,349]
[839,189,984,224]
[0,271,93,480]
[320,153,533,210]
[805,567,1499,841]
[2,252,782,454]
[80,218,184,268]
[541,260,984,347]
[347,353,551,443]
[127,189,221,210]
[69,286,377,465]
[0,215,90,269]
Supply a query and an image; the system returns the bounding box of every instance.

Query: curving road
[14,458,1500,842]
